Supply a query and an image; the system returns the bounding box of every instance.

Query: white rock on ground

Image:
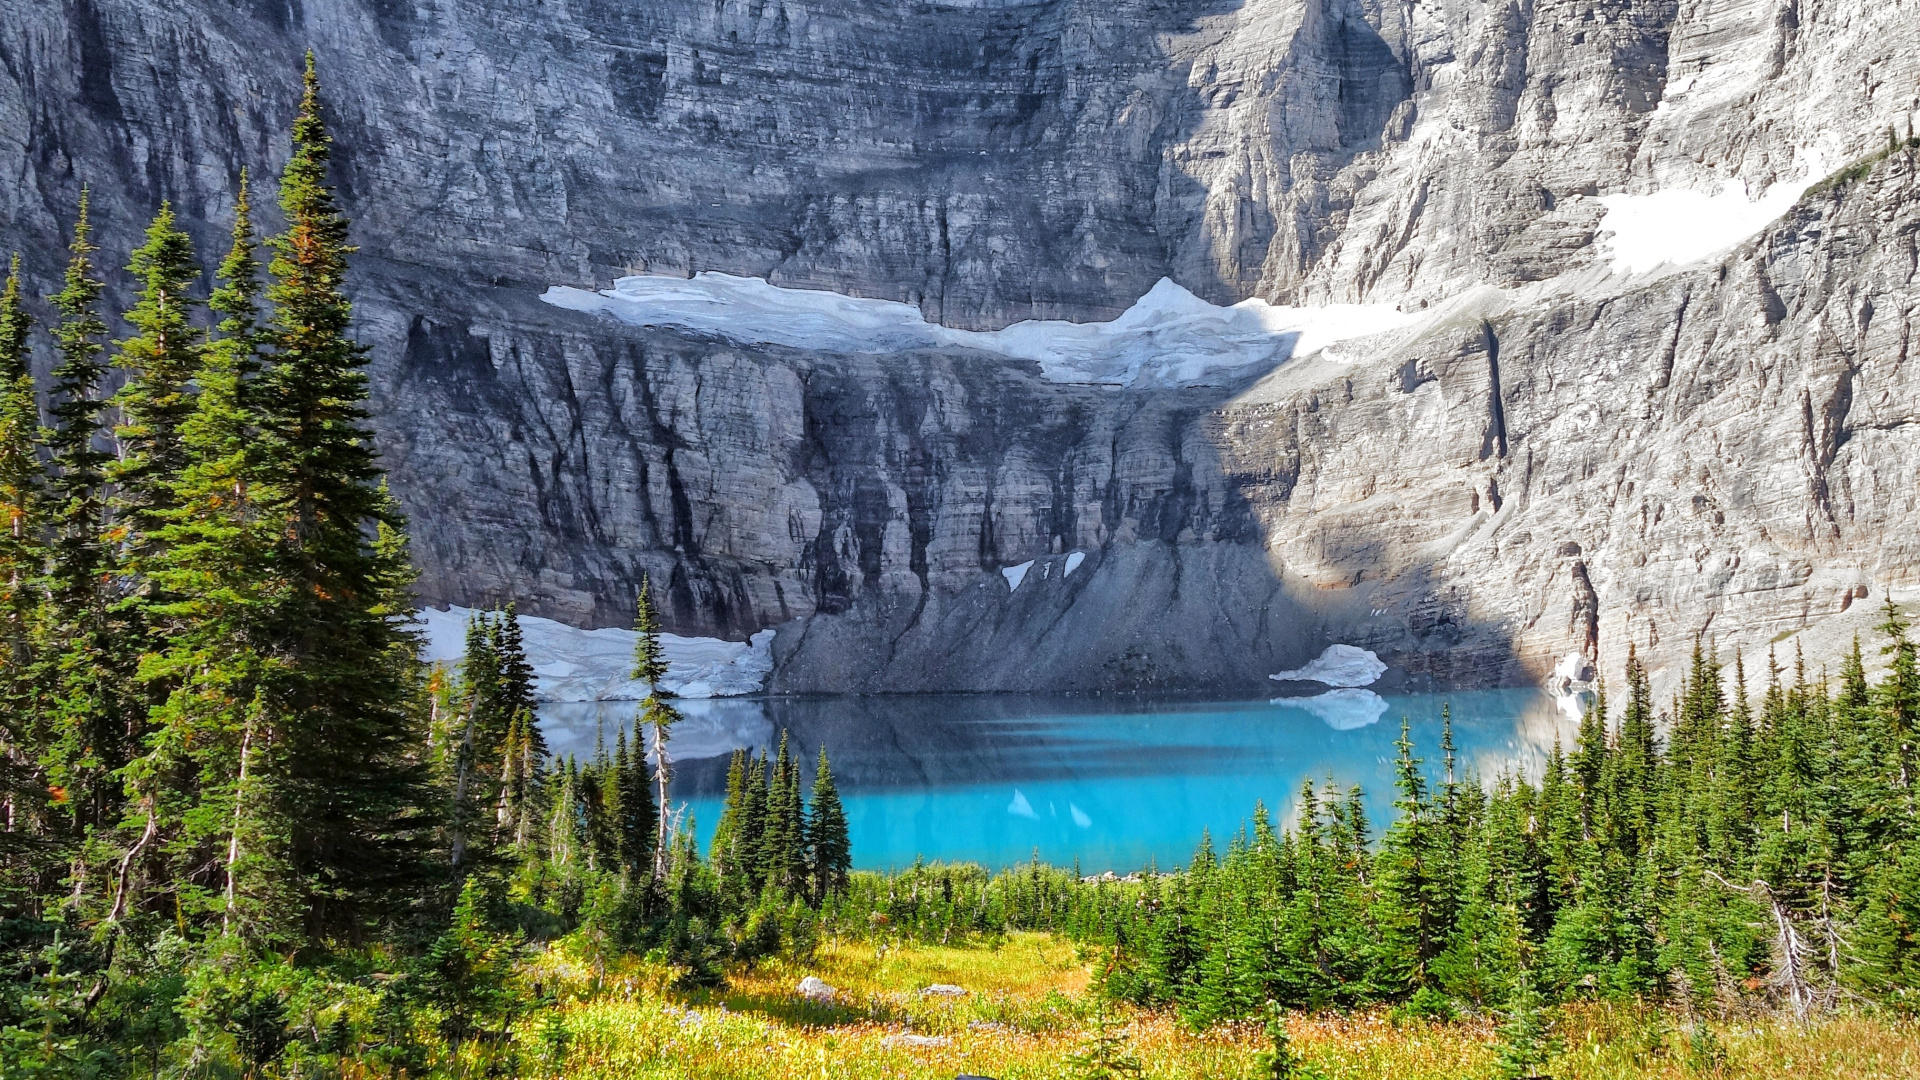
[796,976,836,1003]
[882,1033,951,1048]
[920,984,968,997]
[1268,644,1388,687]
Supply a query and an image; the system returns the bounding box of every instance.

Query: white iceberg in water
[1279,688,1391,731]
[414,606,773,700]
[1269,644,1388,688]
[542,273,1415,388]
[1069,803,1092,828]
[1007,789,1038,819]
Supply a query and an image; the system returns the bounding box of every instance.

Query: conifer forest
[3,60,1920,1080]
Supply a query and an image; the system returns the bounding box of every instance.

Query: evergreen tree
[631,577,680,876]
[611,726,654,880]
[249,54,434,938]
[1375,718,1444,992]
[0,253,40,663]
[0,254,45,917]
[140,172,294,942]
[1492,969,1558,1079]
[92,205,211,942]
[110,202,203,565]
[419,878,517,1049]
[710,749,748,882]
[41,189,123,851]
[806,747,850,903]
[761,732,805,898]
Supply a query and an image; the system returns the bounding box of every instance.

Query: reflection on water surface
[538,691,1563,874]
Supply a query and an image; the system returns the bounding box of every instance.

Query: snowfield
[413,606,773,701]
[542,273,1416,388]
[1596,160,1824,275]
[1268,644,1388,688]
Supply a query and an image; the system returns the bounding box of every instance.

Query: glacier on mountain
[542,274,1416,388]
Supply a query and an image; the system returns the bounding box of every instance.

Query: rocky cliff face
[3,0,1917,693]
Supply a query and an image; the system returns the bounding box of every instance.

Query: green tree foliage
[250,55,435,939]
[632,576,681,875]
[0,57,860,1074]
[418,878,518,1049]
[0,256,47,913]
[807,747,851,903]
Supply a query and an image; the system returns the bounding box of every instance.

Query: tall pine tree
[249,54,433,938]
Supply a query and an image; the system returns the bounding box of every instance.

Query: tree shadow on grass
[682,987,905,1029]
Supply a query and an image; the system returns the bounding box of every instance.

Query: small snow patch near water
[414,606,773,701]
[1063,551,1086,577]
[542,273,1415,388]
[1269,644,1388,688]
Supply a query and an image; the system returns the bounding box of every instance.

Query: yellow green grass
[476,933,1920,1080]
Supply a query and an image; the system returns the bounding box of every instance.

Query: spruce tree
[1375,718,1443,991]
[710,749,747,877]
[806,747,850,903]
[631,577,680,875]
[737,749,769,892]
[96,205,211,940]
[140,173,295,941]
[0,255,46,914]
[251,54,433,938]
[611,726,654,879]
[41,190,123,847]
[110,202,203,565]
[0,254,40,660]
[1492,969,1558,1079]
[761,732,805,897]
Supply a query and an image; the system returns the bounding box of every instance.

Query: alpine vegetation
[0,57,848,1075]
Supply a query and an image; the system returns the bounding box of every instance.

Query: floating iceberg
[542,273,1415,388]
[1280,688,1391,731]
[414,606,773,700]
[1007,789,1038,819]
[1269,644,1388,688]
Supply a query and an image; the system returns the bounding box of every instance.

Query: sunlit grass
[504,934,1920,1079]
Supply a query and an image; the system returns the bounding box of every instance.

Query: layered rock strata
[2,0,1917,693]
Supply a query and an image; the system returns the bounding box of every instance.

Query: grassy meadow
[424,932,1920,1080]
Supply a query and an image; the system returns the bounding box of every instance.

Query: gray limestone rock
[3,0,1917,694]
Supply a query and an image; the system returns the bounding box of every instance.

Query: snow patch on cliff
[542,273,1415,387]
[414,606,773,701]
[1001,560,1035,591]
[1596,162,1824,275]
[1269,644,1388,688]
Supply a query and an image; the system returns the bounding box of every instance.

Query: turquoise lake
[538,690,1566,874]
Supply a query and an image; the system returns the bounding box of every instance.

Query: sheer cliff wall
[3,0,1916,691]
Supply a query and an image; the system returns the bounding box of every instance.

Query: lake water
[538,690,1566,874]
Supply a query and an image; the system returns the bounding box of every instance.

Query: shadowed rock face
[2,0,1917,693]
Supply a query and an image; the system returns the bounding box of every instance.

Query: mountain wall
[2,0,1917,693]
